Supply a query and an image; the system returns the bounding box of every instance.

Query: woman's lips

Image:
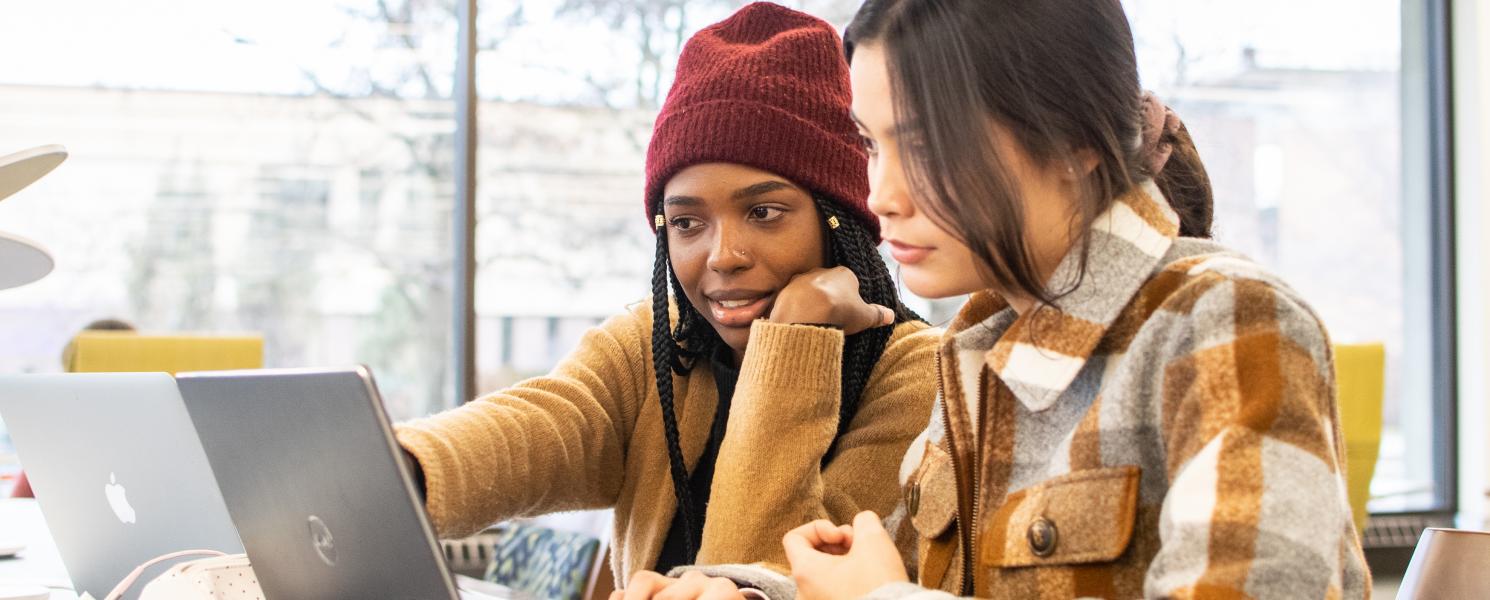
[887,240,934,265]
[708,295,773,327]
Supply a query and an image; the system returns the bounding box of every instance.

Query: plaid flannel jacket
[877,180,1371,599]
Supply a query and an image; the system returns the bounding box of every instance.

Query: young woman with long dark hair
[782,1,1369,598]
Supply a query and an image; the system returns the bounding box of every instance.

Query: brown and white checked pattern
[872,181,1371,600]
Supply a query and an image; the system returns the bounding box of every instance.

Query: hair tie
[1140,91,1183,176]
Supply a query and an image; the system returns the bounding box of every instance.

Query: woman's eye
[749,206,785,221]
[670,217,701,231]
[859,134,878,156]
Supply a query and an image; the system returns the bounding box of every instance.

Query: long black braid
[650,196,924,562]
[650,224,701,561]
[809,197,923,450]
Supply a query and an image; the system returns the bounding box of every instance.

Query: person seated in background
[393,3,939,597]
[10,318,136,499]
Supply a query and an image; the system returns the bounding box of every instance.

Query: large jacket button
[907,481,921,517]
[1028,517,1058,557]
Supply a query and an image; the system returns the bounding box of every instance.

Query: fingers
[698,577,746,600]
[851,510,890,541]
[622,571,676,600]
[784,523,825,569]
[652,572,743,600]
[812,519,850,547]
[807,519,853,555]
[846,510,897,559]
[784,519,856,570]
[847,510,910,580]
[845,303,896,335]
[785,519,844,547]
[654,571,709,600]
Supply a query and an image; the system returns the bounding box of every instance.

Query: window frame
[1362,0,1458,576]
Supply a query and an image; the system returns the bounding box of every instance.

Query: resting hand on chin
[769,266,895,335]
[783,511,909,600]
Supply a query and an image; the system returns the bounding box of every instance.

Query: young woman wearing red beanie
[393,3,937,596]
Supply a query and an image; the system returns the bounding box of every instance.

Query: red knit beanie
[645,2,876,239]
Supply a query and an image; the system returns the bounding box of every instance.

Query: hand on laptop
[611,570,746,600]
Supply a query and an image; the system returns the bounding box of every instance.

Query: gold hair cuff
[655,215,666,230]
[827,216,841,230]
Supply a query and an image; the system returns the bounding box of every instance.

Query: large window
[0,0,458,464]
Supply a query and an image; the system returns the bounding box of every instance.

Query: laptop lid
[175,366,458,600]
[0,373,243,599]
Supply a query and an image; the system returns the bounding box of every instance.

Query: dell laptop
[175,366,495,600]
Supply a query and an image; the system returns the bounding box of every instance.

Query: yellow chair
[12,331,264,498]
[1334,343,1385,534]
[67,332,264,374]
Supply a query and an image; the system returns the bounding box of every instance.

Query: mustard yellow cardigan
[395,300,938,583]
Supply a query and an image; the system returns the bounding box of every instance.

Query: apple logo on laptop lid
[104,472,136,524]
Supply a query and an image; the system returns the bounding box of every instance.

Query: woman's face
[662,162,828,359]
[849,43,1078,304]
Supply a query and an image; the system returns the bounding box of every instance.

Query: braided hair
[650,196,923,561]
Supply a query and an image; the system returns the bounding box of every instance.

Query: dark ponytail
[1152,121,1214,238]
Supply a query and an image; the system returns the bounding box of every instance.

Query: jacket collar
[946,180,1179,412]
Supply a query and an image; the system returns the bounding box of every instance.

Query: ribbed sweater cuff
[666,564,796,600]
[741,320,844,392]
[394,425,458,535]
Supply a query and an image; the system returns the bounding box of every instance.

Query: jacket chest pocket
[906,441,958,589]
[980,465,1141,568]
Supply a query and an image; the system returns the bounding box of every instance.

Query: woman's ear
[1054,146,1102,182]
[1060,148,1101,181]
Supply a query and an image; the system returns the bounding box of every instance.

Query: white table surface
[0,499,79,600]
[0,498,512,600]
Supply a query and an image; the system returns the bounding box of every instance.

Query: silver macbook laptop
[0,373,244,600]
[176,366,478,600]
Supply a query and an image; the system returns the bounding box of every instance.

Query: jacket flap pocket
[908,442,957,539]
[982,465,1140,567]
